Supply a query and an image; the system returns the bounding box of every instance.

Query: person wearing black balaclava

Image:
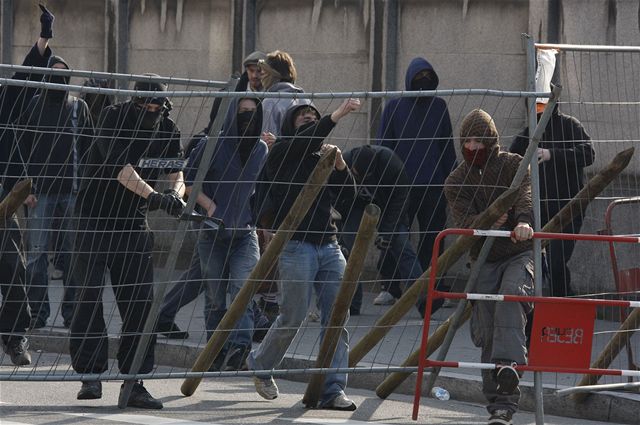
[335,144,442,317]
[375,57,457,306]
[68,75,185,409]
[0,2,55,368]
[180,97,267,371]
[15,55,94,331]
[80,78,115,124]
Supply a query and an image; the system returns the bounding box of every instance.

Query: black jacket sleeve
[509,128,530,156]
[377,151,410,234]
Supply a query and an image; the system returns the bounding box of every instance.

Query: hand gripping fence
[412,228,640,421]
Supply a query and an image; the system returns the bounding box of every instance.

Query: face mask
[237,110,259,137]
[49,75,69,85]
[411,77,437,91]
[135,104,162,130]
[295,120,317,134]
[462,146,488,168]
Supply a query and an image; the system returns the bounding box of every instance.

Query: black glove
[147,190,185,217]
[375,235,392,250]
[39,4,54,39]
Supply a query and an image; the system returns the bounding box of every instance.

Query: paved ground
[0,354,625,425]
[2,272,639,424]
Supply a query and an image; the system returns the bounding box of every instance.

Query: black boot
[77,380,102,400]
[122,380,163,409]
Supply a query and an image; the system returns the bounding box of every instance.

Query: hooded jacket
[256,103,353,244]
[261,82,305,136]
[336,145,410,233]
[376,57,457,187]
[15,56,94,195]
[0,43,52,198]
[186,98,268,237]
[509,105,595,215]
[76,100,182,228]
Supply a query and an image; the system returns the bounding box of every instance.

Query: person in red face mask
[444,109,534,425]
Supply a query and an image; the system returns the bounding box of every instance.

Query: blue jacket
[186,98,268,236]
[375,57,456,186]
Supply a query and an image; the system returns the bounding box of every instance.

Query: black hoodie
[258,103,353,244]
[509,105,595,216]
[15,56,94,195]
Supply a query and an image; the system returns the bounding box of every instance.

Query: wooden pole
[348,187,520,367]
[373,146,635,398]
[302,204,380,407]
[0,179,31,224]
[180,148,338,397]
[572,308,640,403]
[376,304,472,399]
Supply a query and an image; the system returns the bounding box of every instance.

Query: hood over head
[459,108,499,149]
[281,100,321,137]
[44,55,70,102]
[405,57,439,92]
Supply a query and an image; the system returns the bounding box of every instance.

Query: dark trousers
[157,248,204,328]
[405,187,448,272]
[69,219,156,374]
[341,206,422,312]
[0,218,31,344]
[541,201,584,297]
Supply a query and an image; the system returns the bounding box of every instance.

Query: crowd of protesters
[0,5,596,424]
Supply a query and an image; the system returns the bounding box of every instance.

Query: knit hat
[459,109,499,147]
[243,51,267,68]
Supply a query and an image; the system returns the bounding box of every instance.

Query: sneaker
[321,393,357,411]
[4,338,31,366]
[488,409,513,425]
[253,376,279,400]
[496,364,519,396]
[307,310,320,322]
[156,322,189,339]
[373,291,395,305]
[77,380,102,400]
[123,380,163,409]
[51,268,64,280]
[224,345,250,372]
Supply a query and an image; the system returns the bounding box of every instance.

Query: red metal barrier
[412,229,640,420]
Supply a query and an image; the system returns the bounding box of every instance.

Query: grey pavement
[5,271,640,424]
[0,353,627,425]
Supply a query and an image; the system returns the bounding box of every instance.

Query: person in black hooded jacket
[68,76,185,409]
[0,3,56,368]
[336,144,437,316]
[15,55,94,330]
[510,103,595,296]
[248,98,361,411]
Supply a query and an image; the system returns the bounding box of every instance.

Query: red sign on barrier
[528,302,596,369]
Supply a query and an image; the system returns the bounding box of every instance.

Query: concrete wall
[3,0,640,293]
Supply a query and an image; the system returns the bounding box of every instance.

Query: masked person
[375,57,457,306]
[182,97,267,371]
[0,3,55,365]
[80,78,114,125]
[335,145,440,317]
[68,75,185,409]
[15,56,94,330]
[444,109,534,425]
[156,51,270,341]
[248,98,361,411]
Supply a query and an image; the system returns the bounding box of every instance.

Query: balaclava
[45,55,70,103]
[459,108,499,168]
[411,69,439,92]
[132,74,168,130]
[236,99,261,165]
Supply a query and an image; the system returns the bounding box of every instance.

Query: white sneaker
[321,393,357,411]
[373,291,395,305]
[253,376,279,400]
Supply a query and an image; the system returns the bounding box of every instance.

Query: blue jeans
[248,239,349,406]
[198,229,259,348]
[26,192,76,324]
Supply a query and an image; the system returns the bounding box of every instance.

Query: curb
[29,330,639,424]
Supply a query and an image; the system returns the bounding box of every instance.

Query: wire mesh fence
[0,42,637,414]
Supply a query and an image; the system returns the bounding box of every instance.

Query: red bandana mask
[462,146,488,168]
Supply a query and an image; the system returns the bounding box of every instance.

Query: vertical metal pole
[116,0,130,91]
[1,0,14,68]
[368,0,384,139]
[383,0,398,91]
[523,32,546,425]
[117,77,238,409]
[243,0,257,57]
[231,0,243,73]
